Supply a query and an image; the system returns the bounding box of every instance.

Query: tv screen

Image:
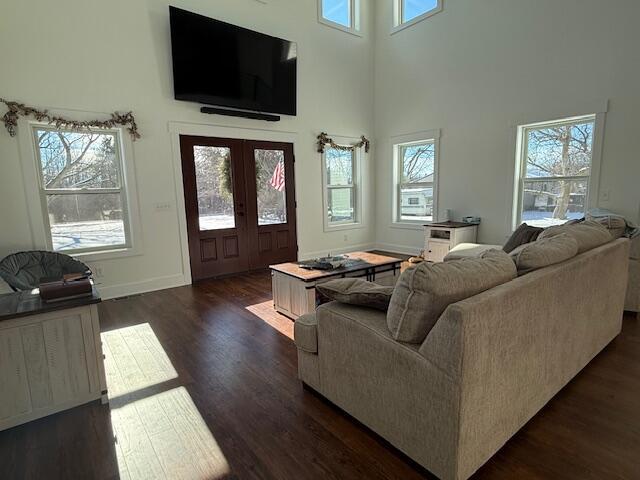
[169,6,297,116]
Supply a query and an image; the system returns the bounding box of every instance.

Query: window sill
[391,5,443,35]
[67,246,142,263]
[324,222,365,233]
[318,18,363,37]
[389,222,428,231]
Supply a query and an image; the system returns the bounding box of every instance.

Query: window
[394,137,437,224]
[32,126,134,254]
[514,115,598,228]
[393,0,442,31]
[319,0,360,34]
[322,146,361,229]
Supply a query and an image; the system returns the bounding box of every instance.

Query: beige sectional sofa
[294,237,630,480]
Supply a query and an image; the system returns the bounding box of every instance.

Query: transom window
[514,115,597,228]
[319,0,360,34]
[393,0,442,31]
[33,126,132,253]
[322,147,360,228]
[395,139,437,223]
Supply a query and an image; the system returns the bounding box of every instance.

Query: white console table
[0,288,107,432]
[424,222,479,262]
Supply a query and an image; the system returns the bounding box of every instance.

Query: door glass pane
[326,148,353,186]
[525,121,594,178]
[327,187,354,224]
[193,146,235,231]
[255,149,287,226]
[522,179,588,228]
[46,193,126,251]
[400,186,433,222]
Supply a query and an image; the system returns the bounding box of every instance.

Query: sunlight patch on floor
[111,387,229,480]
[102,323,178,399]
[245,300,294,339]
[102,323,229,479]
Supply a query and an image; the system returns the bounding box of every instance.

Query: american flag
[269,160,286,192]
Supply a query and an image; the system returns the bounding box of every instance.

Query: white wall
[374,0,640,250]
[0,0,375,297]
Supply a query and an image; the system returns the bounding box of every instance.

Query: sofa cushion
[294,313,318,353]
[386,249,517,343]
[510,233,578,272]
[503,223,544,253]
[316,278,394,311]
[538,220,612,253]
[444,243,502,261]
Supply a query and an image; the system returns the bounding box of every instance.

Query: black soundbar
[199,106,280,122]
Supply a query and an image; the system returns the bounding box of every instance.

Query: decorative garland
[0,98,141,141]
[317,132,370,154]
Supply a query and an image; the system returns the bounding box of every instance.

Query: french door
[180,136,297,281]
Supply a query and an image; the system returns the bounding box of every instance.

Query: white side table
[424,222,479,262]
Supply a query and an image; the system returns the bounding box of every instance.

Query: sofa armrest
[294,313,318,353]
[314,301,462,480]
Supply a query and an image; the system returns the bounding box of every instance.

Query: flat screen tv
[169,6,297,116]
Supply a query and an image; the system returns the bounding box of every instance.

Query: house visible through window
[395,0,442,28]
[319,0,359,33]
[396,139,436,223]
[514,115,596,228]
[33,127,132,253]
[324,147,357,226]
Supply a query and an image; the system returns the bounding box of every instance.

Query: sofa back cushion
[538,220,612,253]
[510,233,578,273]
[386,250,517,343]
[503,223,544,253]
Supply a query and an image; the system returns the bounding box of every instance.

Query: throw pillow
[538,220,612,253]
[316,278,394,311]
[386,249,517,344]
[510,233,578,272]
[503,223,544,253]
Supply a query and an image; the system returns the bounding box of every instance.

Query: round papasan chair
[0,250,91,291]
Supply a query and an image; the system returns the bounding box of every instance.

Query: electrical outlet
[343,234,348,242]
[154,202,172,212]
[92,266,104,279]
[600,190,610,202]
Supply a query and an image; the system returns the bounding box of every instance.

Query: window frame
[392,0,443,34]
[512,113,604,230]
[391,129,440,230]
[318,0,362,36]
[19,119,142,261]
[321,139,364,232]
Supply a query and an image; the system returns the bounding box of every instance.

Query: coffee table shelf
[270,251,402,320]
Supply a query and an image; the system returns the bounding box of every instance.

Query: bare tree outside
[325,148,355,223]
[399,142,434,221]
[522,120,593,226]
[36,129,127,251]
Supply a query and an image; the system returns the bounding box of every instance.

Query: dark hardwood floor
[0,271,638,479]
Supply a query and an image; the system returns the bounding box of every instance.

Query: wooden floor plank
[0,270,637,479]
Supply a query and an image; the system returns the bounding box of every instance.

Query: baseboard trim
[299,243,376,261]
[375,242,422,256]
[97,273,188,300]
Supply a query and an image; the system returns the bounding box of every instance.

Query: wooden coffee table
[270,251,402,320]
